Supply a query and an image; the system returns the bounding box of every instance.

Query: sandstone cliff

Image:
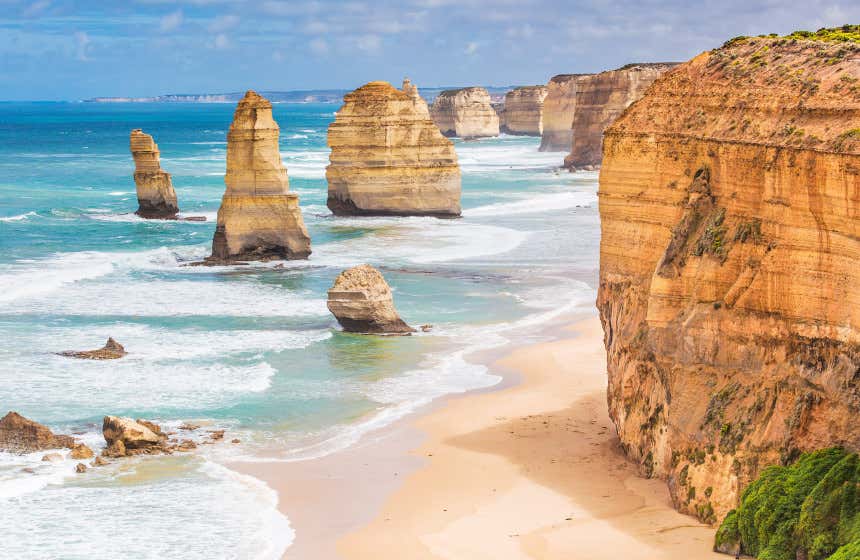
[326,80,461,217]
[564,63,675,168]
[327,264,415,334]
[130,129,179,219]
[210,91,311,262]
[430,87,499,139]
[597,33,860,526]
[501,86,548,136]
[539,74,591,152]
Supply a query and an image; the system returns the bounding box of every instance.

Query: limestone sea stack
[597,31,860,525]
[326,80,461,217]
[538,74,591,152]
[501,86,548,136]
[430,87,500,139]
[327,265,415,334]
[209,91,311,262]
[564,63,676,169]
[130,129,179,219]
[0,412,75,453]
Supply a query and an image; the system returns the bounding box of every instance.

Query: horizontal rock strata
[539,74,591,152]
[327,264,415,334]
[430,87,499,139]
[501,86,548,136]
[130,129,179,219]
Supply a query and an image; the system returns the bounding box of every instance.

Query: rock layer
[210,91,311,262]
[327,264,415,334]
[564,63,676,168]
[0,412,75,453]
[326,80,461,217]
[430,87,499,139]
[130,129,179,219]
[501,86,548,136]
[539,74,591,152]
[597,35,860,525]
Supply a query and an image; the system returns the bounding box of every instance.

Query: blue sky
[0,0,858,100]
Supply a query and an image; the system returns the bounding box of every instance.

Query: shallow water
[0,102,599,558]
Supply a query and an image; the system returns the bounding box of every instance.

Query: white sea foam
[455,141,566,173]
[464,189,596,217]
[282,150,328,178]
[0,211,37,222]
[288,134,309,139]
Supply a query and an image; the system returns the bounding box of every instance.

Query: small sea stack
[130,129,179,219]
[327,264,415,335]
[539,74,592,152]
[0,412,76,453]
[430,87,500,139]
[501,86,548,136]
[326,79,461,217]
[209,91,311,263]
[58,337,127,360]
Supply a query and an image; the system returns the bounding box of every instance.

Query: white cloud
[355,34,381,53]
[208,14,240,33]
[21,0,50,18]
[309,37,329,55]
[159,10,183,32]
[212,33,231,49]
[464,41,478,55]
[73,30,90,61]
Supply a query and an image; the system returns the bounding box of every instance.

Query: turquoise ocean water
[0,101,599,558]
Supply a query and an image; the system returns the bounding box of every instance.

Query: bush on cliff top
[715,448,860,560]
[722,25,860,48]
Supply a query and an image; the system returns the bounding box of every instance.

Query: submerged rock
[327,265,415,334]
[69,443,94,460]
[130,129,179,219]
[430,87,499,139]
[501,86,548,136]
[75,462,87,473]
[326,79,461,217]
[0,412,75,453]
[58,337,127,360]
[208,90,311,263]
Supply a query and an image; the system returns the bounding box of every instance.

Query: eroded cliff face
[130,129,179,219]
[326,80,461,217]
[210,90,311,262]
[564,63,675,168]
[501,86,548,136]
[539,74,591,152]
[430,87,499,139]
[597,36,860,525]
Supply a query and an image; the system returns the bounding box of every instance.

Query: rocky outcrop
[326,80,461,217]
[0,412,75,453]
[102,416,167,457]
[564,63,676,168]
[209,91,311,262]
[130,129,179,219]
[501,86,548,136]
[597,32,860,526]
[539,74,591,152]
[327,264,415,334]
[58,337,127,360]
[430,87,499,139]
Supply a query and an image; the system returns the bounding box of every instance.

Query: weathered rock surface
[0,412,75,453]
[130,129,179,219]
[69,443,94,460]
[59,337,127,360]
[564,63,676,168]
[102,416,166,453]
[327,264,415,334]
[430,87,500,139]
[539,74,591,152]
[597,34,860,526]
[501,86,548,136]
[326,80,461,217]
[209,91,311,262]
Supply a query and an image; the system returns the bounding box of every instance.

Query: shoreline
[235,314,722,559]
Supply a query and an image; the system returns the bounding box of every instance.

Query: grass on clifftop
[723,24,860,47]
[715,448,860,560]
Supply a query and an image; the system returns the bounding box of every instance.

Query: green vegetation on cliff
[723,25,860,48]
[715,448,860,559]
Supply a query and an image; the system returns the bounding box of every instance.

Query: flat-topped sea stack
[327,265,415,334]
[538,74,591,152]
[130,129,179,219]
[597,30,860,527]
[501,86,548,136]
[326,80,461,217]
[564,63,676,168]
[430,87,499,139]
[209,91,311,262]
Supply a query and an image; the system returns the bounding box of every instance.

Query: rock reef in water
[327,264,415,334]
[538,74,591,152]
[130,129,179,219]
[209,90,311,262]
[0,412,76,453]
[58,337,127,360]
[597,33,860,525]
[501,86,548,136]
[102,416,167,457]
[564,63,675,168]
[430,87,500,139]
[326,79,461,217]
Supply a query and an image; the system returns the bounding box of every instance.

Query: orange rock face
[564,63,675,168]
[597,37,860,525]
[130,129,179,219]
[539,74,591,152]
[501,86,548,136]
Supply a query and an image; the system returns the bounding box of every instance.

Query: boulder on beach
[327,265,415,334]
[58,337,127,360]
[0,411,76,453]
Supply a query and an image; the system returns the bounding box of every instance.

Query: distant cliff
[501,86,548,136]
[430,87,500,139]
[597,30,859,526]
[539,74,591,152]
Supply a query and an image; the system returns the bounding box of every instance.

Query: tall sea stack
[538,74,591,152]
[597,32,859,525]
[429,87,500,139]
[209,91,311,262]
[326,79,461,217]
[501,86,548,136]
[130,129,179,219]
